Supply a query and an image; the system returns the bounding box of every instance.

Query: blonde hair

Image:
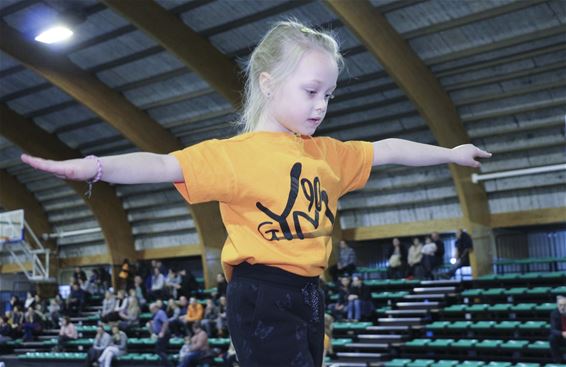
[235,19,344,134]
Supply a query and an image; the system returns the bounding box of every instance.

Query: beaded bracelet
[84,155,103,198]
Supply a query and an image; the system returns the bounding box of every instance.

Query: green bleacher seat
[505,287,528,296]
[427,321,450,330]
[535,303,556,311]
[501,340,530,349]
[487,304,512,312]
[428,339,454,347]
[527,341,549,350]
[475,339,502,348]
[526,287,551,295]
[385,359,412,367]
[551,286,566,294]
[451,339,478,348]
[518,321,548,330]
[498,274,519,280]
[460,361,485,367]
[485,362,512,367]
[431,361,459,367]
[448,321,473,330]
[468,304,489,312]
[512,363,540,367]
[444,304,467,312]
[333,322,372,330]
[539,271,566,279]
[470,321,496,330]
[494,321,521,330]
[462,289,483,297]
[544,364,566,367]
[405,339,430,347]
[521,272,542,280]
[407,360,435,367]
[331,338,353,346]
[483,288,505,296]
[511,303,535,311]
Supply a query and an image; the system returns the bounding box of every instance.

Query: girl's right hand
[21,154,97,181]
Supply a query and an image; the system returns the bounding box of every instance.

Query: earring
[267,92,271,98]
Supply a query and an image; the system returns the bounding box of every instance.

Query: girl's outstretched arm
[21,152,183,184]
[372,138,492,168]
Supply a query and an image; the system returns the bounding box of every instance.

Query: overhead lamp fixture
[34,25,73,44]
[34,8,85,44]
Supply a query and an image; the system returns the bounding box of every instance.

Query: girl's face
[263,49,338,136]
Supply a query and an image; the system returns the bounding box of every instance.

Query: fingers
[21,154,67,178]
[475,147,492,158]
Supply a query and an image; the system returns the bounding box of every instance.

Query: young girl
[21,20,491,366]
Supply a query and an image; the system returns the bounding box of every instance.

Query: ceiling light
[35,25,73,44]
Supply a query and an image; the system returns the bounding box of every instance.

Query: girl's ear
[259,71,272,97]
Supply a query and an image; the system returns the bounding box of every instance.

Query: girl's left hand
[451,144,492,168]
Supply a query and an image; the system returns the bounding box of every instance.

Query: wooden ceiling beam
[0,104,136,266]
[103,0,243,108]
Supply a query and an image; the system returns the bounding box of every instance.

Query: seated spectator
[98,266,112,291]
[86,324,111,367]
[550,295,566,363]
[118,294,140,331]
[178,269,199,299]
[166,269,182,299]
[184,297,204,334]
[67,283,85,315]
[216,296,227,337]
[133,275,148,309]
[328,277,349,322]
[329,240,357,282]
[102,290,128,323]
[22,306,42,341]
[24,292,36,310]
[9,306,23,338]
[55,316,77,352]
[214,273,227,300]
[421,236,437,280]
[166,298,181,324]
[8,295,21,312]
[150,266,166,301]
[201,299,219,337]
[408,237,424,279]
[177,321,209,367]
[347,276,371,321]
[170,296,188,337]
[147,302,171,367]
[0,317,11,344]
[34,303,47,327]
[73,266,87,284]
[387,238,407,279]
[48,298,61,328]
[98,324,127,367]
[100,291,115,321]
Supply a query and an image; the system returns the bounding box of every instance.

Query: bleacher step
[413,286,456,293]
[357,334,405,342]
[420,279,461,286]
[346,342,390,349]
[396,301,440,309]
[378,317,423,326]
[384,309,432,316]
[403,293,448,300]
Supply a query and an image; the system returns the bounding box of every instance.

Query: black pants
[550,333,565,363]
[155,333,171,366]
[227,262,324,367]
[86,347,102,367]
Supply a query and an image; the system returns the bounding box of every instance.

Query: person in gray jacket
[100,291,116,320]
[98,324,127,367]
[86,324,111,367]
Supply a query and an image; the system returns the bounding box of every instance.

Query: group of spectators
[386,229,473,280]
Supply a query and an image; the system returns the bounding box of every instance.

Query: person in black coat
[386,238,407,279]
[431,232,445,268]
[455,229,473,267]
[550,295,566,363]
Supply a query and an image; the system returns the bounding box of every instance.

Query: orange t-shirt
[171,131,374,280]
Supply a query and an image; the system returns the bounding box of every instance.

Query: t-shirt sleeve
[169,139,236,204]
[321,137,374,197]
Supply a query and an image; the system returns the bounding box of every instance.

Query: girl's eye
[306,90,317,95]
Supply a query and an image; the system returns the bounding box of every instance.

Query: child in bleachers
[54,316,77,352]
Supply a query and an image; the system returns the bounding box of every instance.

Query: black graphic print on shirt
[256,162,335,241]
